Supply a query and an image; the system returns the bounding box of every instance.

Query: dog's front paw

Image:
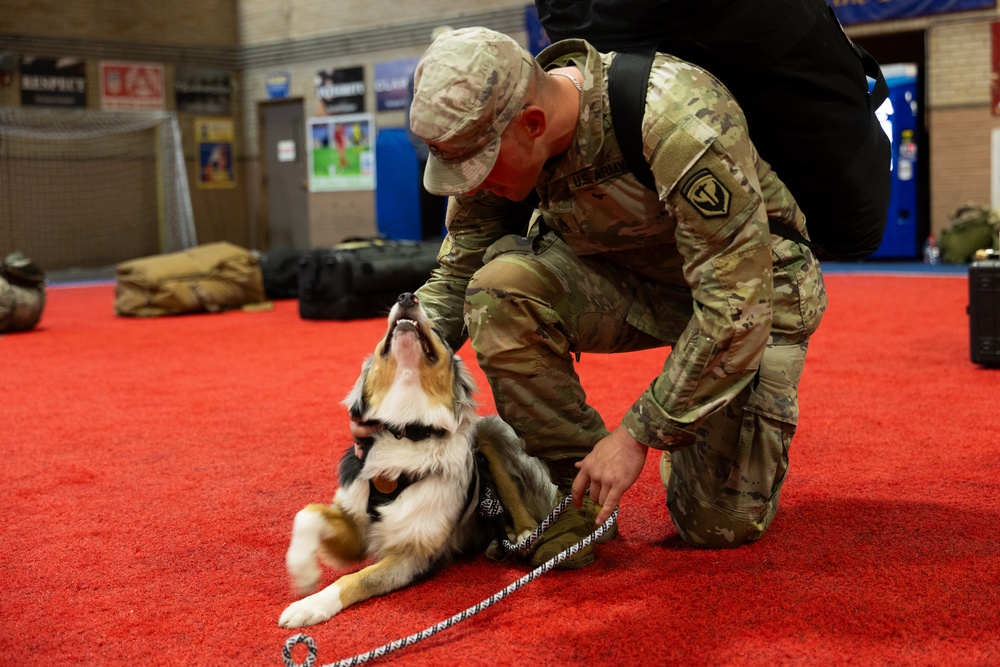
[286,545,322,596]
[278,586,343,628]
[286,509,326,595]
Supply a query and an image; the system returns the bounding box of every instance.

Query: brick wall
[927,16,1000,234]
[239,0,511,44]
[927,19,992,108]
[3,0,238,46]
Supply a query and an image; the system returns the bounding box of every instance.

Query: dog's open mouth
[383,317,438,362]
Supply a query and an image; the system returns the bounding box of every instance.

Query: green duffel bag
[115,242,267,317]
[939,205,1000,264]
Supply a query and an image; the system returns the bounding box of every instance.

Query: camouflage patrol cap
[409,27,534,196]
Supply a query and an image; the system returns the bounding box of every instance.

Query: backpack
[536,0,892,260]
[938,205,1000,264]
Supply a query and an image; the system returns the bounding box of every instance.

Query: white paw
[278,586,343,628]
[286,544,322,596]
[285,509,326,595]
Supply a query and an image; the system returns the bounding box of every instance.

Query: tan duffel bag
[115,242,267,317]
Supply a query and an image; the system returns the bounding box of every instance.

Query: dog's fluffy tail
[476,416,558,535]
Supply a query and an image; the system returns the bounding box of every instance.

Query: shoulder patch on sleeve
[681,168,731,218]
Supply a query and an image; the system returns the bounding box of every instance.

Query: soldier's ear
[517,105,546,138]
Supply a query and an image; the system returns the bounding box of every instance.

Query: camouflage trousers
[463,231,826,549]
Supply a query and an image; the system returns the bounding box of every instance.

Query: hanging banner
[374,57,419,111]
[315,66,365,114]
[20,56,86,108]
[832,0,995,25]
[195,118,236,189]
[100,61,165,111]
[308,113,375,191]
[175,67,232,115]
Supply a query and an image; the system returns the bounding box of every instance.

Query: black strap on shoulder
[858,44,888,108]
[607,49,657,191]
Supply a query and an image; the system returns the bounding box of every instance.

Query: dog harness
[366,472,416,519]
[382,422,448,441]
[360,421,475,523]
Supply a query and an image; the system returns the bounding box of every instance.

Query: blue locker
[374,128,423,241]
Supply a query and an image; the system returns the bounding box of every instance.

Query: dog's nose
[398,292,418,307]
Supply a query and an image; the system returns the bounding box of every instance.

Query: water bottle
[922,234,940,265]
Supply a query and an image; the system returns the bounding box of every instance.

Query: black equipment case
[298,239,440,320]
[969,258,1000,367]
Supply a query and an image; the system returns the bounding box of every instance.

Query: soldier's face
[466,112,544,202]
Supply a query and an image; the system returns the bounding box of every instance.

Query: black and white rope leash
[281,492,618,667]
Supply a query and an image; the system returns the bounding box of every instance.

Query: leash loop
[282,633,318,667]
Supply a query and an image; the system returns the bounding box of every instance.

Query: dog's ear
[342,355,373,419]
[451,354,478,415]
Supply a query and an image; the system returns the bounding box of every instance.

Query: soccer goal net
[0,108,197,273]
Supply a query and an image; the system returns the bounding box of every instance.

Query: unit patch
[681,168,731,218]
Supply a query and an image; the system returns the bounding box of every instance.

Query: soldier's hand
[572,425,648,525]
[350,417,382,459]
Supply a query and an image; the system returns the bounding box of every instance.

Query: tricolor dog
[279,292,557,628]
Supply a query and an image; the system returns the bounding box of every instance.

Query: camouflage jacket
[416,39,812,449]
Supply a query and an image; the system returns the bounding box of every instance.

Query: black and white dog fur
[279,292,557,628]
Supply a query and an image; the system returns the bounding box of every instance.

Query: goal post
[0,108,197,273]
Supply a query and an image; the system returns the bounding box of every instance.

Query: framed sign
[308,114,375,191]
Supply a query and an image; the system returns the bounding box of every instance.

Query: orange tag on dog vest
[372,475,398,494]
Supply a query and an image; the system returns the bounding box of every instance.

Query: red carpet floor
[2,273,998,666]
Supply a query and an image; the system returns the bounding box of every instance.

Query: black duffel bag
[298,238,441,320]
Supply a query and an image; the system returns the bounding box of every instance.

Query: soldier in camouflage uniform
[380,27,826,567]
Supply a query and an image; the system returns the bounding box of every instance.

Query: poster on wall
[266,71,291,100]
[195,117,236,189]
[315,66,365,114]
[175,67,232,115]
[20,56,86,108]
[374,57,419,111]
[100,61,165,111]
[308,113,375,191]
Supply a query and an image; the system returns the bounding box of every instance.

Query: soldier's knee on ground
[666,481,778,549]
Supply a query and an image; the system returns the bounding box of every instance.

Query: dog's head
[344,292,477,434]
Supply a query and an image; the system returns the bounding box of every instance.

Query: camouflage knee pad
[665,461,778,548]
[659,342,807,549]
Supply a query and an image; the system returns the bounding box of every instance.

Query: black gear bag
[297,238,441,320]
[536,0,892,260]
